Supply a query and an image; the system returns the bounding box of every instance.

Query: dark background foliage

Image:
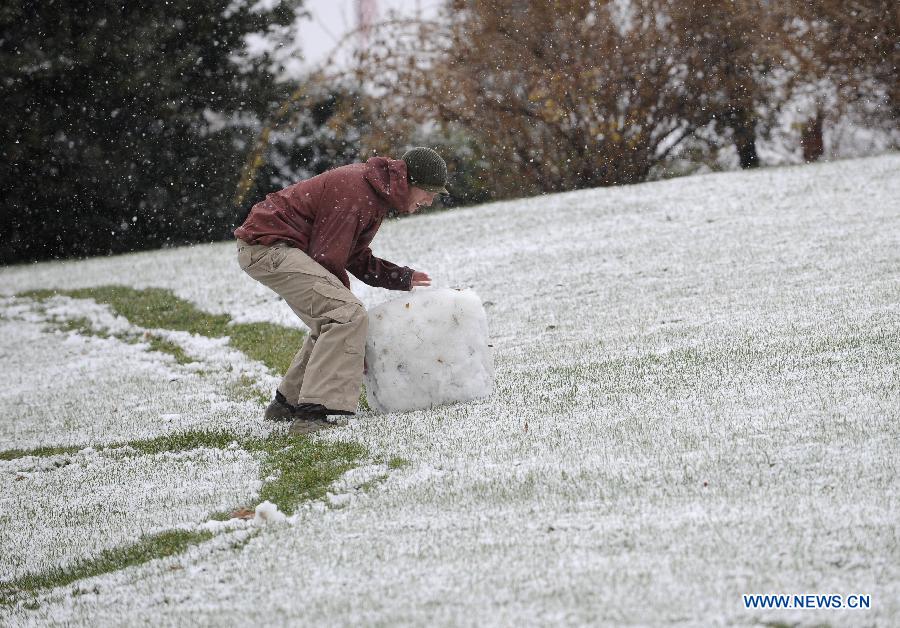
[1,0,302,264]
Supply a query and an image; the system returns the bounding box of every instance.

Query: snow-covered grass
[22,285,307,375]
[1,154,898,625]
[0,290,376,606]
[0,426,372,606]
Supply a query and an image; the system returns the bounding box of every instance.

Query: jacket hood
[364,157,410,211]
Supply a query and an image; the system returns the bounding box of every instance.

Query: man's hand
[411,271,431,288]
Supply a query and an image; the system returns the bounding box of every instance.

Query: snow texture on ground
[1,154,898,626]
[364,288,494,413]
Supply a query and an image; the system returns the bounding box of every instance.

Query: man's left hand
[411,271,431,287]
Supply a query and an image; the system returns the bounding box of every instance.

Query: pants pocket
[311,281,365,330]
[269,246,288,270]
[238,246,270,271]
[312,281,363,309]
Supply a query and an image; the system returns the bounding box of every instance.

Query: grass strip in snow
[0,429,368,604]
[0,530,213,607]
[22,287,232,336]
[0,429,241,462]
[125,429,244,456]
[28,294,194,365]
[21,286,305,374]
[0,430,367,516]
[0,444,83,461]
[21,285,372,410]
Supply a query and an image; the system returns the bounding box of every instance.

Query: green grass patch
[53,316,107,338]
[144,334,192,364]
[228,321,305,375]
[359,384,371,412]
[207,509,237,522]
[249,433,366,514]
[228,374,271,406]
[387,456,411,470]
[0,529,212,606]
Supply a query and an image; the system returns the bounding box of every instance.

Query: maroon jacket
[234,157,414,291]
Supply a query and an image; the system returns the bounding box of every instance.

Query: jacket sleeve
[346,224,414,291]
[347,247,414,291]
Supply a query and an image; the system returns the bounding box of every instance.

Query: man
[234,147,448,434]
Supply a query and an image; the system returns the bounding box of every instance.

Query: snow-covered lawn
[1,154,898,625]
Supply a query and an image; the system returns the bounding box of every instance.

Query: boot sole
[264,408,295,422]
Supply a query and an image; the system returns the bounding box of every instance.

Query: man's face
[403,186,439,214]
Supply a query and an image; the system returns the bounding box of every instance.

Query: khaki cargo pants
[237,239,367,413]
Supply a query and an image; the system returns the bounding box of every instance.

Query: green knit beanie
[401,147,449,195]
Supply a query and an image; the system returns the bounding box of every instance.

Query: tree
[1,0,302,264]
[668,1,793,169]
[788,0,899,155]
[356,0,769,200]
[234,81,379,222]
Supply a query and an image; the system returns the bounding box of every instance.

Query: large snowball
[363,288,493,413]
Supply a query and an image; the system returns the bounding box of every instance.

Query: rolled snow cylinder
[363,288,494,413]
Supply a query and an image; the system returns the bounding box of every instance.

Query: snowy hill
[1,154,898,625]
